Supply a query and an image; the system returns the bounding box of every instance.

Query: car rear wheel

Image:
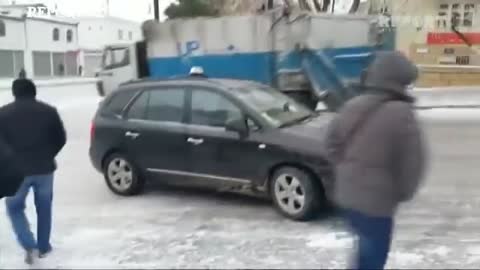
[270,167,320,221]
[103,153,145,196]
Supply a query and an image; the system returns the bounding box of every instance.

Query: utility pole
[153,0,160,21]
[104,0,110,16]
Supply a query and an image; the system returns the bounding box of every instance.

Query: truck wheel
[96,81,105,97]
[270,167,321,221]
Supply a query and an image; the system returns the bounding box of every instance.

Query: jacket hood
[12,79,37,100]
[364,51,418,99]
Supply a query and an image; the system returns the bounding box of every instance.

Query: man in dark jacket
[0,79,66,264]
[326,51,427,270]
[0,136,24,199]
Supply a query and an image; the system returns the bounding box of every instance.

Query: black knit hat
[12,79,36,99]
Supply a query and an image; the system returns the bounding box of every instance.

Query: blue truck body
[141,13,383,110]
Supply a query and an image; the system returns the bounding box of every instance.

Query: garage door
[83,55,102,77]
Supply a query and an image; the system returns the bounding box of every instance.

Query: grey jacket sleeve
[395,108,428,202]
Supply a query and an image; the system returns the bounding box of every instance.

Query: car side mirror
[225,117,249,137]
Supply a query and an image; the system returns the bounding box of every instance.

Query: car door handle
[125,131,140,139]
[187,137,204,145]
[101,72,113,76]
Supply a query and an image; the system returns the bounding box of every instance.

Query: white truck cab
[96,44,139,96]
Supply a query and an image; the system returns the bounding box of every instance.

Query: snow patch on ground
[306,232,353,249]
[467,246,480,255]
[429,246,451,257]
[418,108,480,121]
[390,251,424,265]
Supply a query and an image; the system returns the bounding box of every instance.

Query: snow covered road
[1,89,480,269]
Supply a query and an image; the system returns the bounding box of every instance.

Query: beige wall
[372,0,480,54]
[370,0,438,54]
[391,0,438,54]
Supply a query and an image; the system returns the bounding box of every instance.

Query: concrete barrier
[413,86,480,109]
[0,77,99,90]
[315,86,480,111]
[416,65,480,88]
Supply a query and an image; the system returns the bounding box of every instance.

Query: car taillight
[90,121,96,142]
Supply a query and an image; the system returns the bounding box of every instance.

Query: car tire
[103,153,145,196]
[270,167,321,221]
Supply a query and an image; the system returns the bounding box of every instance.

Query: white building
[0,4,79,78]
[0,3,142,79]
[76,16,142,77]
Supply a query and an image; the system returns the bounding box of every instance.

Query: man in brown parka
[326,51,428,270]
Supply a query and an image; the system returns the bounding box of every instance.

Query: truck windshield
[235,86,314,128]
[102,47,130,69]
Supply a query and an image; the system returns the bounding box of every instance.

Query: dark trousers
[343,209,394,270]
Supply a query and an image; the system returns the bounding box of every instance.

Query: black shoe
[25,250,34,265]
[38,248,52,259]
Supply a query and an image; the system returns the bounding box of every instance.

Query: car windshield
[234,86,314,128]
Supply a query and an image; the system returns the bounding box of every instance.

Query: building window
[0,20,5,37]
[66,29,73,43]
[128,31,133,40]
[53,28,60,41]
[118,30,123,40]
[437,4,449,28]
[436,3,477,29]
[464,3,475,27]
[452,3,461,26]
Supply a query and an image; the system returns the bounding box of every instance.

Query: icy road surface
[1,88,480,269]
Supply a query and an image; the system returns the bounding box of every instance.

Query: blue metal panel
[276,46,375,79]
[148,46,376,90]
[148,52,276,85]
[324,46,376,78]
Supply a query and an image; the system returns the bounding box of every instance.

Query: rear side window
[125,88,186,123]
[103,90,137,116]
[146,89,185,123]
[126,91,148,120]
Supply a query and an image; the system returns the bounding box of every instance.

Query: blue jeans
[6,174,54,253]
[343,209,394,270]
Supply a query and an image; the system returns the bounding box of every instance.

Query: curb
[0,78,99,91]
[416,105,480,110]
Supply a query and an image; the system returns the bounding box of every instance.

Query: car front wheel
[103,153,145,196]
[270,167,320,221]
